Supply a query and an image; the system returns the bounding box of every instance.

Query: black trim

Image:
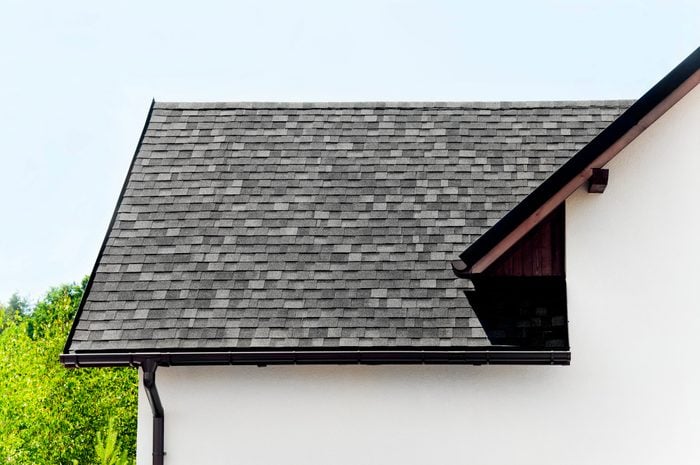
[62,99,156,354]
[460,46,700,266]
[60,349,571,367]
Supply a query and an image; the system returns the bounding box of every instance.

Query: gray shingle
[68,100,631,352]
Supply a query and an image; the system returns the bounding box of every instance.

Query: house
[62,46,700,465]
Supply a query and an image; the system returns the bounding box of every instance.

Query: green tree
[7,293,31,315]
[94,418,132,465]
[1,293,31,328]
[0,279,137,464]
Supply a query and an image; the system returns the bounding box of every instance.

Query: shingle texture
[68,100,631,351]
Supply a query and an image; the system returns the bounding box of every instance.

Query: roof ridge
[153,100,635,110]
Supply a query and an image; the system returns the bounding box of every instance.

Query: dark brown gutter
[61,349,570,367]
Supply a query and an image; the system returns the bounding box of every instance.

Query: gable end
[457,46,700,275]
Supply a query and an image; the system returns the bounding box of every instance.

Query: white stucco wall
[137,84,700,465]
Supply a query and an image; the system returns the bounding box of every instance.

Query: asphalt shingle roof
[67,100,631,352]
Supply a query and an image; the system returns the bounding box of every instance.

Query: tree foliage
[93,418,132,465]
[0,279,137,464]
[1,293,30,327]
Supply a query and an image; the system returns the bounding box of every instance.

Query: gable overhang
[456,46,700,275]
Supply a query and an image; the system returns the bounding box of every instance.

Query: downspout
[142,359,165,465]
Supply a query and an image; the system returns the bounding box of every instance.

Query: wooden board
[483,205,565,277]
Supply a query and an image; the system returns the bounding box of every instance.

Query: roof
[459,46,700,272]
[64,100,629,355]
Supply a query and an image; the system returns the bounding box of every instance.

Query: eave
[60,348,571,367]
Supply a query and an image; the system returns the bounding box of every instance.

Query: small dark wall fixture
[588,168,609,193]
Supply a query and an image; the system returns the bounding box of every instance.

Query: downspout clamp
[142,359,165,465]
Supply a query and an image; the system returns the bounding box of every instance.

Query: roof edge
[62,99,157,354]
[459,46,700,271]
[60,349,571,368]
[153,100,634,110]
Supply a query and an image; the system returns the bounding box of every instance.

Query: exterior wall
[137,84,700,465]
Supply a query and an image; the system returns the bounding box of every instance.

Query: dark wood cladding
[484,205,565,277]
[466,205,568,348]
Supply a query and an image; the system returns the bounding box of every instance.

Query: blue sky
[0,0,698,303]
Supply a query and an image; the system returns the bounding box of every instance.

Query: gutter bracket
[142,359,165,465]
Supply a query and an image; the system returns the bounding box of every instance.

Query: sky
[0,0,698,304]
